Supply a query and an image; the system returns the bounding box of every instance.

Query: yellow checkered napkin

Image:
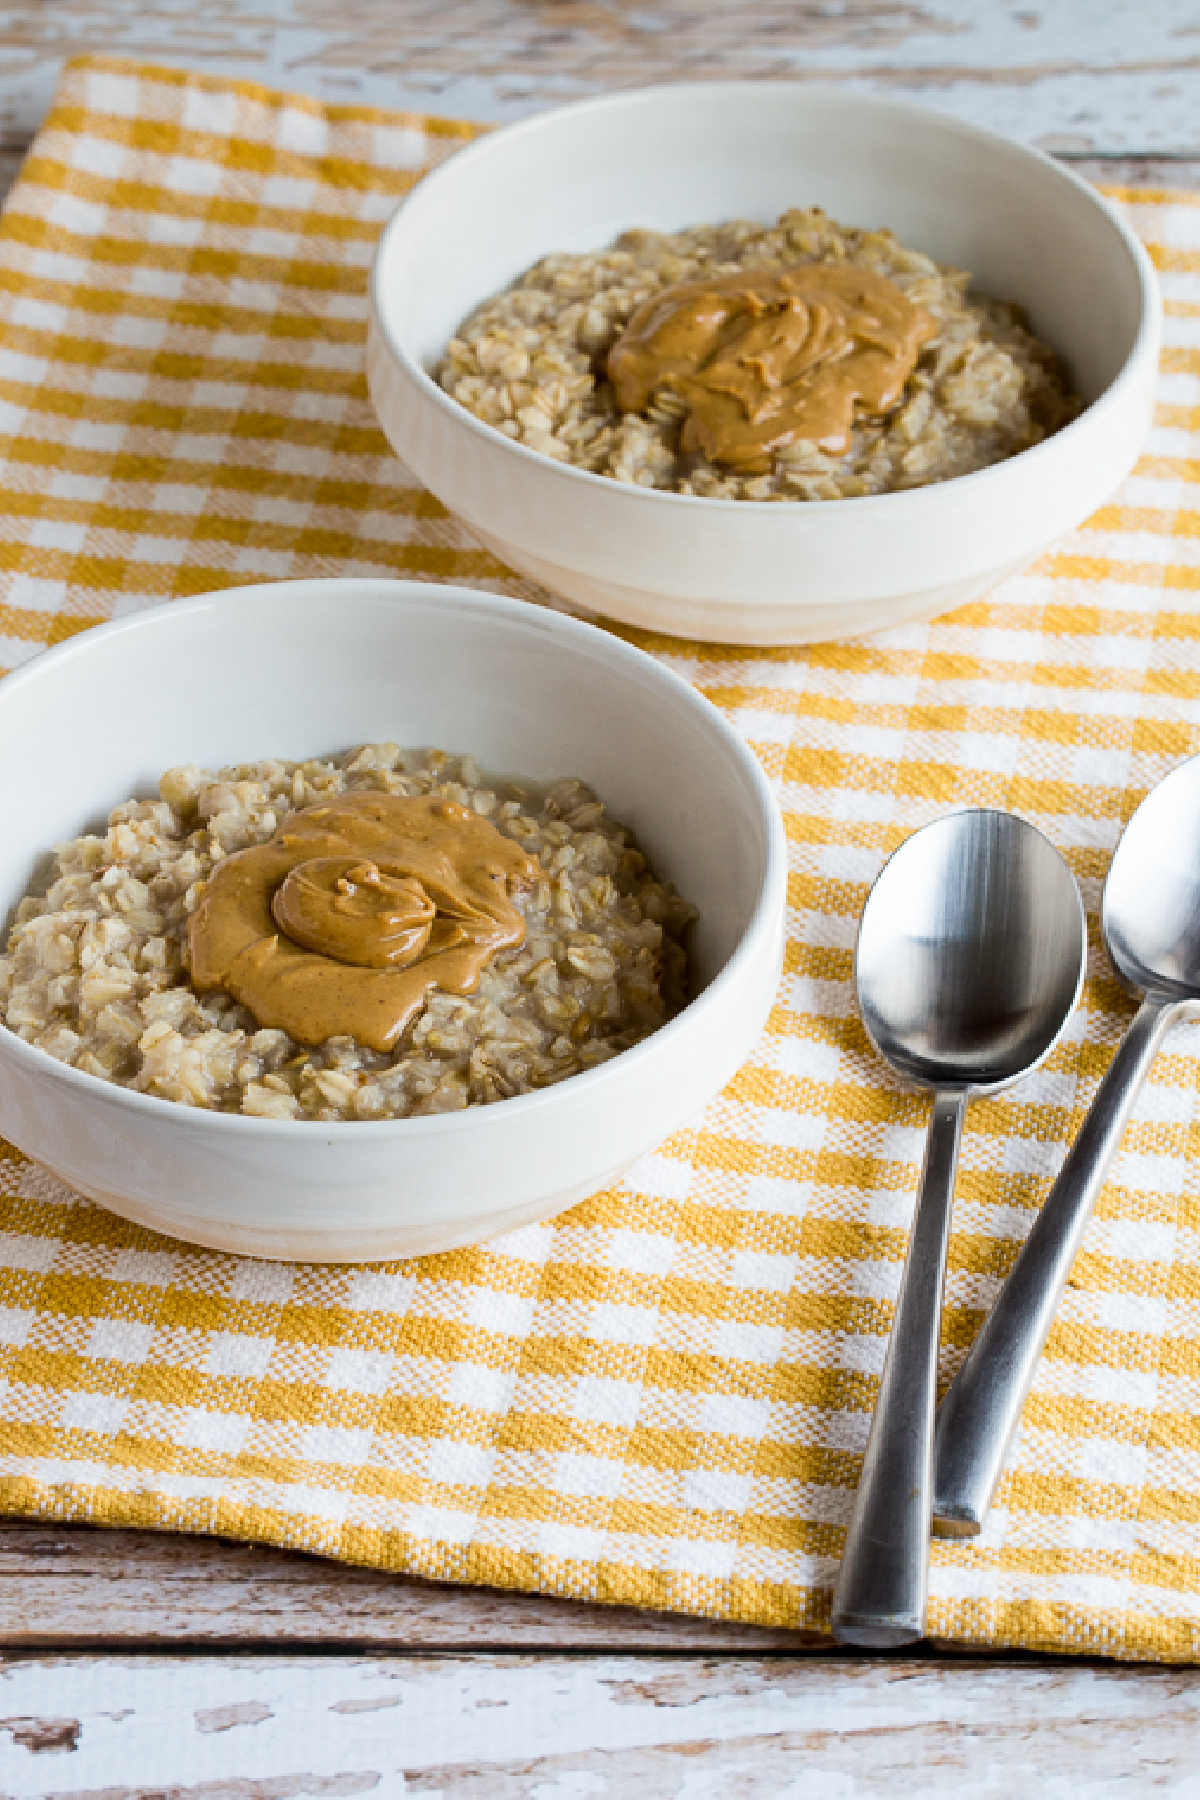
[1,56,1199,1662]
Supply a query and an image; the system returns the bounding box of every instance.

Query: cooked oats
[0,747,696,1121]
[435,206,1080,501]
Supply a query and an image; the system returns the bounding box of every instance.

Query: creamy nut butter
[607,262,937,472]
[187,793,541,1052]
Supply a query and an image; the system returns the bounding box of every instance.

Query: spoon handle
[832,1088,965,1648]
[932,995,1178,1538]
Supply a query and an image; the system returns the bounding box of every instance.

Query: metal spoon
[933,755,1200,1538]
[831,810,1086,1648]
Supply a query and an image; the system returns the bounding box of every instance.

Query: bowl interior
[0,582,772,991]
[378,83,1145,408]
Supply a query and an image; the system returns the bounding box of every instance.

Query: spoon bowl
[1103,755,1200,1000]
[857,810,1088,1090]
[832,808,1085,1648]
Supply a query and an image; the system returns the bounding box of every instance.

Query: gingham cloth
[1,56,1198,1661]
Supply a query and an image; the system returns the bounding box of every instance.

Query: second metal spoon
[933,754,1200,1537]
[831,809,1086,1647]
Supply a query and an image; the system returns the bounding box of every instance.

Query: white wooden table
[3,4,1200,1792]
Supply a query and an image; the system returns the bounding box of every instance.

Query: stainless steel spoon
[933,755,1200,1538]
[831,810,1086,1648]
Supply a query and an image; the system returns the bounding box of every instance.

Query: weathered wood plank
[2,1653,1200,1795]
[0,1521,808,1651]
[0,1,1198,153]
[1068,156,1200,190]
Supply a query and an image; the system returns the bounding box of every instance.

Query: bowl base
[33,1156,638,1264]
[469,525,1039,645]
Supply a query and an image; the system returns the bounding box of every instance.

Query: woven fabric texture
[1,56,1199,1661]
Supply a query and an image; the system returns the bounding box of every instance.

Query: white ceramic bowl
[0,580,785,1262]
[367,82,1160,645]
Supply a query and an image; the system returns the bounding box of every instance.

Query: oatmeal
[435,206,1080,502]
[0,747,696,1121]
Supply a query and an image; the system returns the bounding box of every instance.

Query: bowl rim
[368,77,1162,518]
[0,577,787,1138]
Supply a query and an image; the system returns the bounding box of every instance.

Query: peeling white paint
[1,1655,1200,1796]
[1,1,1199,150]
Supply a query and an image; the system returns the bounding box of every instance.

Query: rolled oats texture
[0,746,696,1122]
[436,206,1079,503]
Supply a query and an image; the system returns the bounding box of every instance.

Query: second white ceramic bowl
[367,82,1160,645]
[0,580,785,1262]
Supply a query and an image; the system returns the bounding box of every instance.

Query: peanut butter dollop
[607,262,937,473]
[187,793,542,1053]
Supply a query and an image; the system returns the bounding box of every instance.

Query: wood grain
[0,0,1198,152]
[0,1521,807,1652]
[1070,157,1200,190]
[3,1653,1200,1795]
